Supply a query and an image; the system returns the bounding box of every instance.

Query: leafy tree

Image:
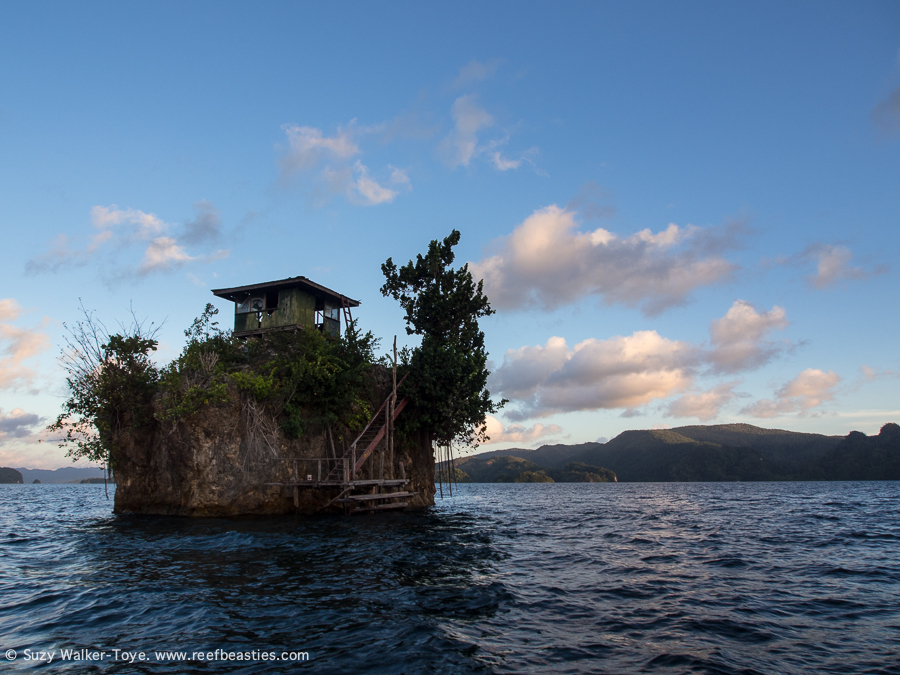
[50,306,159,466]
[258,320,378,439]
[381,229,503,448]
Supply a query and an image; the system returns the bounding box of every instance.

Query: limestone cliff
[113,367,436,516]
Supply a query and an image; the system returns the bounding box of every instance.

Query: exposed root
[239,395,280,475]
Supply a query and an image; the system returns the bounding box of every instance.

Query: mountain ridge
[451,423,895,482]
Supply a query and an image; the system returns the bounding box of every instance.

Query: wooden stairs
[267,378,416,514]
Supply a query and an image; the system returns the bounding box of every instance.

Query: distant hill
[572,424,843,481]
[445,455,616,483]
[820,423,900,480]
[455,423,898,482]
[15,467,107,484]
[453,443,595,469]
[0,467,24,484]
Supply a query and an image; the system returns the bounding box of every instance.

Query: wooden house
[211,276,360,338]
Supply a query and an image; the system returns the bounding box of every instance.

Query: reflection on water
[1,482,898,673]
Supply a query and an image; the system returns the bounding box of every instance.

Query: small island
[49,231,501,516]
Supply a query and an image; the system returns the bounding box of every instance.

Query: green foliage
[448,454,618,483]
[0,467,24,484]
[53,301,383,469]
[50,307,160,466]
[155,304,239,423]
[381,229,504,448]
[229,371,276,400]
[514,470,554,483]
[820,423,900,480]
[435,465,472,483]
[239,318,378,439]
[549,462,617,483]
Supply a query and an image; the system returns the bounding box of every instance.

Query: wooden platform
[265,479,409,489]
[264,477,417,515]
[337,491,417,503]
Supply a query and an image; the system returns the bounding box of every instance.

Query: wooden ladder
[325,374,409,483]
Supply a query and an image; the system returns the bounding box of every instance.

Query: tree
[49,305,159,467]
[381,229,503,448]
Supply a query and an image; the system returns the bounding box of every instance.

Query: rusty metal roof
[210,276,360,307]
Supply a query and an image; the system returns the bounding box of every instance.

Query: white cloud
[492,301,794,421]
[770,243,880,289]
[490,152,522,170]
[350,161,398,205]
[806,244,868,288]
[90,204,167,238]
[139,237,195,273]
[483,415,562,445]
[742,368,841,418]
[492,331,697,420]
[0,299,51,391]
[439,94,495,168]
[489,146,542,173]
[279,124,359,173]
[0,408,42,442]
[451,59,502,89]
[390,166,411,188]
[707,300,789,373]
[666,381,741,421]
[27,204,230,280]
[861,365,899,381]
[278,123,409,206]
[470,205,739,316]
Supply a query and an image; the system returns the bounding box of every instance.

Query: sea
[1,482,898,674]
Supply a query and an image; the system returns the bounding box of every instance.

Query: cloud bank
[741,369,841,418]
[491,300,794,421]
[279,123,407,206]
[470,205,742,315]
[0,299,50,392]
[483,415,562,445]
[26,202,228,280]
[0,408,42,442]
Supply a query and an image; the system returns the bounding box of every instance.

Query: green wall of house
[233,287,316,332]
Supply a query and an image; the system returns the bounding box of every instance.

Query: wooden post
[292,459,299,508]
[327,427,337,460]
[317,459,321,484]
[390,336,397,480]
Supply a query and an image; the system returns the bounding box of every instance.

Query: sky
[1,1,898,469]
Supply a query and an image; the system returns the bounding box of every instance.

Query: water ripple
[1,482,899,673]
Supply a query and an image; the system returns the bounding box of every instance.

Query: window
[265,290,279,310]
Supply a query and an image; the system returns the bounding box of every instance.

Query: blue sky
[1,1,898,468]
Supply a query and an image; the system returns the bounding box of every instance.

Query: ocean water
[1,482,898,674]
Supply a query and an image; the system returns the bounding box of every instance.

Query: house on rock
[211,276,360,338]
[112,275,435,517]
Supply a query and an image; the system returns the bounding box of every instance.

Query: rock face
[113,373,436,516]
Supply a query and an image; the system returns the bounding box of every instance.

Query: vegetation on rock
[50,231,504,479]
[381,229,504,449]
[444,455,617,483]
[51,303,381,469]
